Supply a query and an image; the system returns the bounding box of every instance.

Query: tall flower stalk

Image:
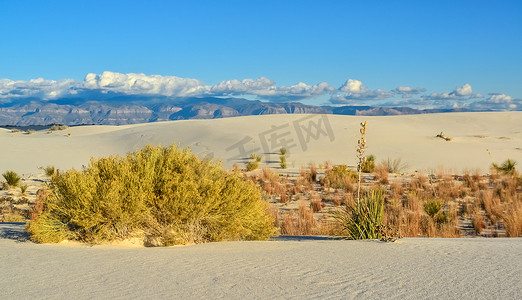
[356,121,367,206]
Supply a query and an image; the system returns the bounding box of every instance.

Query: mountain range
[0,96,470,126]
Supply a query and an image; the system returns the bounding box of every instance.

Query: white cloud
[426,83,480,100]
[340,79,364,93]
[82,71,205,97]
[0,78,80,100]
[394,86,426,98]
[1,72,334,102]
[455,83,472,96]
[331,79,394,103]
[205,78,334,101]
[469,93,520,111]
[488,93,512,103]
[1,73,519,111]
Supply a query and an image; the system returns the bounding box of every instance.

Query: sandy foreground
[1,223,521,299]
[1,112,521,176]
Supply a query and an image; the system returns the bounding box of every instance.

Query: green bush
[246,153,262,171]
[41,165,56,177]
[423,198,443,217]
[279,155,287,169]
[27,145,276,246]
[323,165,357,190]
[332,189,384,239]
[20,184,28,194]
[2,170,21,187]
[492,159,517,175]
[361,154,376,173]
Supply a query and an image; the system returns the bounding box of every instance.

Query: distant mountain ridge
[0,96,471,126]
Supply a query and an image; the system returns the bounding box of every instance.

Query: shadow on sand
[0,222,31,242]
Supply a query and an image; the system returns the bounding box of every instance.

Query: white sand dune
[1,112,521,176]
[2,113,522,299]
[1,223,521,299]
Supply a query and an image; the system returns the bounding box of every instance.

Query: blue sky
[1,0,521,110]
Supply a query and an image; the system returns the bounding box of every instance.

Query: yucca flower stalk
[356,121,368,206]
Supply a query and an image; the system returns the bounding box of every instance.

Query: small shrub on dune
[491,159,517,176]
[49,124,69,132]
[2,170,21,188]
[360,154,375,173]
[323,165,357,191]
[423,198,443,218]
[246,153,262,171]
[20,184,28,195]
[279,147,287,169]
[40,165,56,177]
[28,145,276,246]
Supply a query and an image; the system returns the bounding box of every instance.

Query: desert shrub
[423,198,443,217]
[323,165,357,190]
[279,155,287,169]
[20,184,28,194]
[246,153,262,171]
[279,147,287,169]
[1,211,26,222]
[361,154,376,173]
[382,158,407,174]
[49,124,69,131]
[332,189,384,239]
[2,170,21,187]
[27,145,276,245]
[492,159,517,175]
[40,165,56,177]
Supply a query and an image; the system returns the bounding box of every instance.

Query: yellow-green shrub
[323,165,357,190]
[28,145,276,246]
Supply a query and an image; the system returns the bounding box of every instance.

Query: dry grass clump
[471,212,487,234]
[27,145,276,246]
[479,190,502,223]
[280,201,316,235]
[374,164,389,184]
[309,192,323,212]
[503,199,522,237]
[382,158,407,174]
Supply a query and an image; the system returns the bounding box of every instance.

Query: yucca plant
[42,166,56,177]
[423,198,443,218]
[20,184,29,195]
[2,170,21,187]
[332,189,384,239]
[492,159,517,175]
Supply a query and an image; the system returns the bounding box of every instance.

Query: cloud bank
[0,72,519,111]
